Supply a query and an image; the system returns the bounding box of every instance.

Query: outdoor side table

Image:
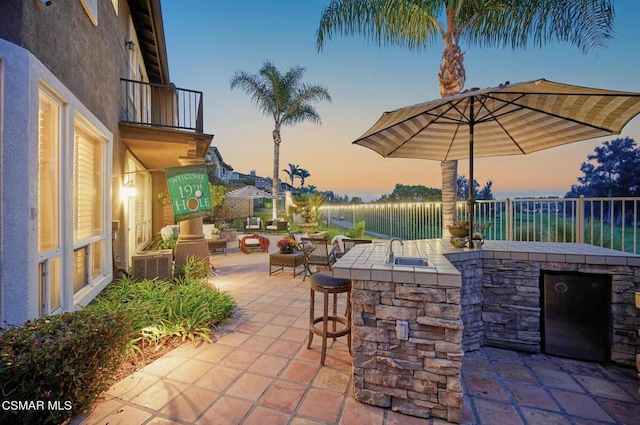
[207,239,227,255]
[269,251,305,277]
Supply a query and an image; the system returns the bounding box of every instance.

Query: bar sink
[393,256,432,267]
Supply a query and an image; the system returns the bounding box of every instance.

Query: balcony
[120,78,203,133]
[119,79,211,171]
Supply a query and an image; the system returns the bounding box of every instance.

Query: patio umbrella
[354,78,640,246]
[226,185,276,199]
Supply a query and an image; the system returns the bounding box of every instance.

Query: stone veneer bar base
[458,257,640,365]
[336,240,640,424]
[351,278,464,423]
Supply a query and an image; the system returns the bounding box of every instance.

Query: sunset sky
[161,1,640,201]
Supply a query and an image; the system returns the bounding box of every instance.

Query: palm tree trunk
[272,123,281,219]
[441,160,458,237]
[439,29,466,237]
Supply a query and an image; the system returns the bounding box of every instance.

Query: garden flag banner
[164,165,212,222]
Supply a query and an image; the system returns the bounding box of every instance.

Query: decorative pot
[280,248,294,254]
[448,227,469,238]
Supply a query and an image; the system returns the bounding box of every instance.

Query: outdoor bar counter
[332,239,640,423]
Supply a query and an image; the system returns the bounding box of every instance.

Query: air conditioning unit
[131,250,173,280]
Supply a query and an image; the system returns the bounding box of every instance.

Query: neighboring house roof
[206,146,234,171]
[231,171,257,181]
[129,0,170,84]
[207,146,224,162]
[280,181,295,191]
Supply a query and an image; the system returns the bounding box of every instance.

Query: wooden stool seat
[308,272,352,365]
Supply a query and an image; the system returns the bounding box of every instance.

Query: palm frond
[461,0,614,54]
[230,70,276,118]
[283,104,322,126]
[316,0,444,52]
[232,61,330,127]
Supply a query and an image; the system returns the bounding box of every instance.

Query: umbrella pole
[467,100,475,248]
[468,135,475,248]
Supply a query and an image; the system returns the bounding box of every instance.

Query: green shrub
[322,221,372,241]
[323,228,346,240]
[87,277,166,357]
[86,260,236,350]
[174,256,211,281]
[0,310,132,425]
[149,234,177,251]
[347,220,366,238]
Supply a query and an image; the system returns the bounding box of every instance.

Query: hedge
[0,310,133,425]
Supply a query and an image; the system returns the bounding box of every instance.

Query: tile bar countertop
[332,239,640,285]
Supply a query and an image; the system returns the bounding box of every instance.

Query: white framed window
[38,89,63,315]
[73,117,107,293]
[134,173,152,250]
[126,156,152,257]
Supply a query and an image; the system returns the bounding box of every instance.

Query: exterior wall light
[125,40,136,51]
[122,181,137,198]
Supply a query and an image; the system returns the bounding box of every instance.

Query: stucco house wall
[0,0,133,326]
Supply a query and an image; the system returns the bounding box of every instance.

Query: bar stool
[307,272,352,365]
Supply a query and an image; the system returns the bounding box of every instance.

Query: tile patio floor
[72,235,640,425]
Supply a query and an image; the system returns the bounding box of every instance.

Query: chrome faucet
[386,237,404,263]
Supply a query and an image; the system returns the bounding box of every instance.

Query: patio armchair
[244,217,262,233]
[301,236,336,281]
[240,234,269,253]
[265,218,289,233]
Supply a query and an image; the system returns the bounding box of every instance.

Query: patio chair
[301,236,336,281]
[342,238,372,254]
[290,231,309,248]
[244,217,262,233]
[265,218,289,233]
[330,235,349,258]
[240,234,269,253]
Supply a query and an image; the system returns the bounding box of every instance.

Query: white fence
[320,196,640,254]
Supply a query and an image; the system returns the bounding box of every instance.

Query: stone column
[173,156,210,268]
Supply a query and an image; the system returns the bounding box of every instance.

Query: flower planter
[448,227,469,238]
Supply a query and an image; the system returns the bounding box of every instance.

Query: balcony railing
[120,78,203,132]
[321,196,640,254]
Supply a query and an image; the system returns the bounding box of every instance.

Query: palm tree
[297,168,311,188]
[230,62,331,219]
[317,0,614,236]
[283,163,300,187]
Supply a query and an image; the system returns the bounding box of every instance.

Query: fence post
[352,207,356,230]
[577,195,585,243]
[506,198,512,241]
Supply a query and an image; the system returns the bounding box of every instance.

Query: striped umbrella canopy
[227,186,276,199]
[354,79,640,245]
